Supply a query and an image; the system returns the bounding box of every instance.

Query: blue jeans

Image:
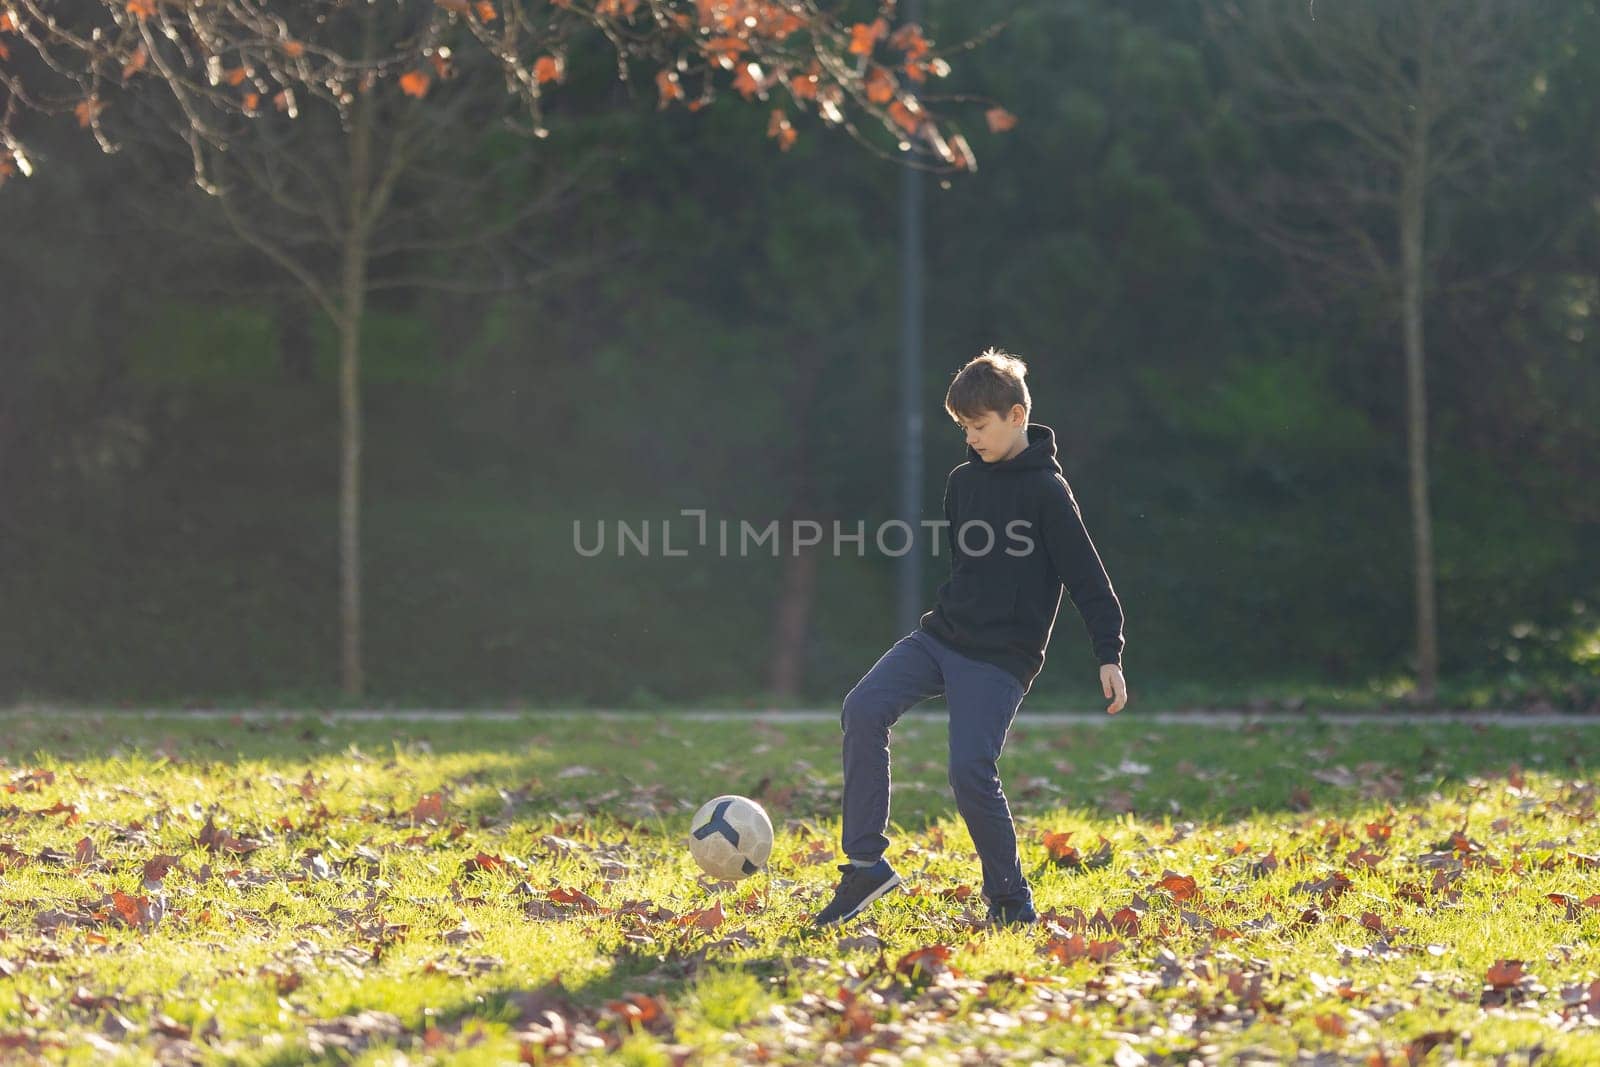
[839,629,1031,906]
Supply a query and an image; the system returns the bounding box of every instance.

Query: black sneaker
[986,896,1038,927]
[812,859,901,927]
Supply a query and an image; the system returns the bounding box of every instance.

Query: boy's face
[955,403,1028,463]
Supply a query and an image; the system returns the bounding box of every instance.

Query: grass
[0,710,1597,1064]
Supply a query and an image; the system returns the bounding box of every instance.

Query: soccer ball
[687,794,773,881]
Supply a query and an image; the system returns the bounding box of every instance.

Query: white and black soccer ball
[687,794,773,881]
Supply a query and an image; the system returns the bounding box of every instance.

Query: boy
[813,348,1128,929]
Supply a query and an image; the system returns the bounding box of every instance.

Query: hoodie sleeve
[1039,476,1125,668]
[942,471,959,561]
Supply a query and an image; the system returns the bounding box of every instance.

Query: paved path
[3,707,1593,727]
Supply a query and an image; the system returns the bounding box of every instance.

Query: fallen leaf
[1485,959,1526,989]
[411,792,446,824]
[1157,870,1199,902]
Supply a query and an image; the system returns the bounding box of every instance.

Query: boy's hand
[1100,664,1127,715]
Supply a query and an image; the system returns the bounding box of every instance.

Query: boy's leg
[839,631,945,862]
[941,653,1030,909]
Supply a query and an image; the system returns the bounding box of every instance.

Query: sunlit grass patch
[0,712,1597,1064]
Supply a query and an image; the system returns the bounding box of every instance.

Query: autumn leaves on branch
[0,0,1018,189]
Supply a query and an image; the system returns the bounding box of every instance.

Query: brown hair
[945,347,1031,423]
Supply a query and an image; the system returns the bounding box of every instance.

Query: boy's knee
[841,686,886,733]
[948,755,999,797]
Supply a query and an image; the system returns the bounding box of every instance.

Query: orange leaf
[243,92,260,111]
[656,69,684,107]
[1043,932,1122,963]
[864,66,896,105]
[1158,871,1200,902]
[127,0,156,20]
[1314,1013,1347,1036]
[895,944,951,979]
[534,55,564,85]
[756,5,805,39]
[1485,959,1526,988]
[282,40,306,58]
[605,991,666,1028]
[475,0,498,19]
[111,890,154,928]
[985,107,1018,133]
[705,35,748,67]
[224,67,247,87]
[848,19,887,56]
[887,100,921,134]
[767,114,797,151]
[0,13,16,33]
[889,23,930,61]
[731,62,763,100]
[674,899,725,930]
[74,97,105,128]
[1042,830,1076,862]
[1345,843,1386,870]
[788,63,820,101]
[399,70,431,97]
[121,46,148,81]
[410,791,446,823]
[548,886,602,911]
[1090,938,1122,961]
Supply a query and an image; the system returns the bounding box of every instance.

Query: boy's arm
[1039,477,1125,668]
[942,476,958,559]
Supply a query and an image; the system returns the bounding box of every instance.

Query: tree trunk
[336,298,365,699]
[1401,14,1439,706]
[769,537,820,701]
[338,31,375,700]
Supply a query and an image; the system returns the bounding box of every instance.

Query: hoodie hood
[967,422,1063,475]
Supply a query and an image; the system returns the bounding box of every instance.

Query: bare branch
[213,185,339,320]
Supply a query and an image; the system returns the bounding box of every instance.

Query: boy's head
[945,348,1031,463]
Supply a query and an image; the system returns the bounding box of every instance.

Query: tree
[0,0,1004,697]
[1204,0,1538,704]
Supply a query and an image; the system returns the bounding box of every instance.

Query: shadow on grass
[3,710,1597,824]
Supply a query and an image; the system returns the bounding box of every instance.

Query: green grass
[1,712,1598,1064]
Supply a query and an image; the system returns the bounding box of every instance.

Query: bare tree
[0,0,1007,697]
[1205,0,1537,704]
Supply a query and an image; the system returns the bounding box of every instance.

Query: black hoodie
[918,422,1125,693]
